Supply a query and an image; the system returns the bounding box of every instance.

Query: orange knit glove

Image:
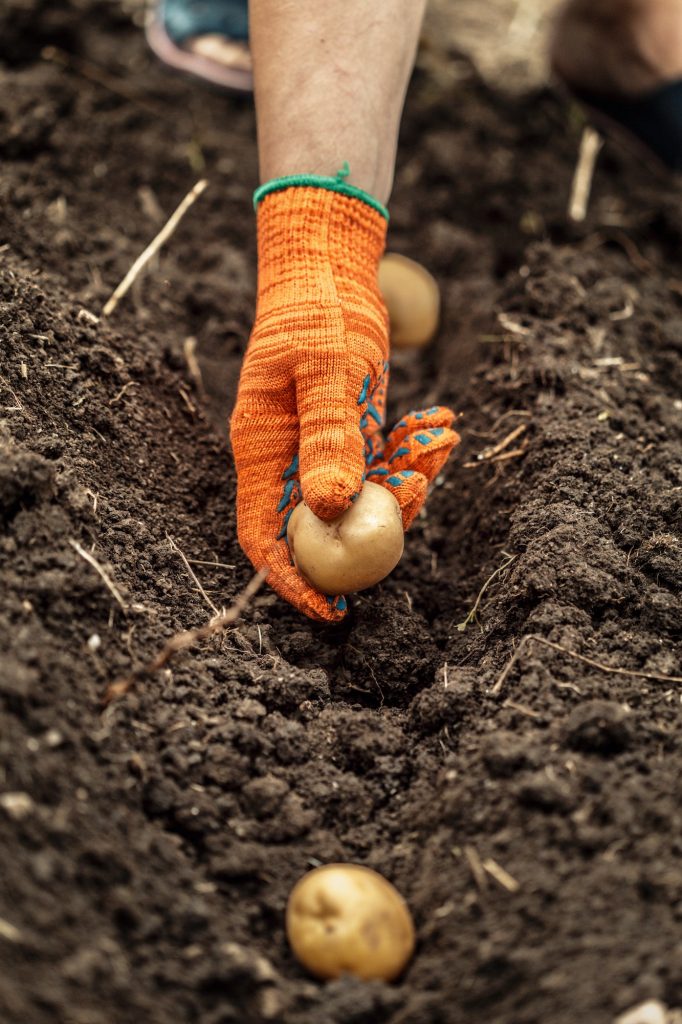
[230,179,460,622]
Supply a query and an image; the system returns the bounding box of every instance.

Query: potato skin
[378,252,440,349]
[287,481,404,595]
[286,864,415,981]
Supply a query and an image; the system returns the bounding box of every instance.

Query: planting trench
[1,3,681,1023]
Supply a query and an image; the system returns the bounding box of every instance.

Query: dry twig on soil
[568,125,603,222]
[487,446,528,465]
[491,633,682,696]
[70,539,127,611]
[166,533,219,615]
[475,423,528,461]
[103,569,267,704]
[187,559,236,570]
[482,858,520,893]
[463,422,530,468]
[183,336,207,400]
[177,384,198,416]
[457,551,516,632]
[0,918,22,943]
[102,179,208,317]
[463,845,487,893]
[497,312,530,336]
[109,381,139,405]
[0,373,24,413]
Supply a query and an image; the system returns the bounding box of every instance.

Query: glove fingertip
[300,466,364,523]
[379,468,428,530]
[384,404,458,457]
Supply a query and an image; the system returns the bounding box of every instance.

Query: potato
[287,481,404,595]
[286,863,415,981]
[378,252,440,349]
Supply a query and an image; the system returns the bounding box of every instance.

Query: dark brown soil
[1,4,681,1023]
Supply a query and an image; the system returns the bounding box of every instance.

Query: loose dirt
[1,3,681,1023]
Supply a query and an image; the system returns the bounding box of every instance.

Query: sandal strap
[160,0,249,44]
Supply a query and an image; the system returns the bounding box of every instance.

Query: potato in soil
[286,864,416,981]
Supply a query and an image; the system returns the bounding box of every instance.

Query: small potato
[378,252,440,349]
[286,863,415,981]
[287,481,404,595]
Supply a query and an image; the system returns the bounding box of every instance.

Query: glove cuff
[254,174,388,305]
[253,164,389,221]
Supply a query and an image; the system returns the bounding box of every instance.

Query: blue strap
[160,0,249,44]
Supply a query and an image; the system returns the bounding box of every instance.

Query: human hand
[230,184,459,621]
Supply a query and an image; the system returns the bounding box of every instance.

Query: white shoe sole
[145,13,253,93]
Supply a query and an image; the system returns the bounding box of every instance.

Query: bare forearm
[250,0,426,203]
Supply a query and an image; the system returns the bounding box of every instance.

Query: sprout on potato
[378,252,440,349]
[287,481,404,595]
[286,863,415,981]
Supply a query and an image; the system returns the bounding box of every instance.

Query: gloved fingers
[358,358,389,436]
[294,338,368,523]
[367,466,429,530]
[367,404,460,528]
[363,428,386,473]
[382,407,456,483]
[358,358,389,466]
[383,426,460,484]
[384,405,456,459]
[231,410,347,622]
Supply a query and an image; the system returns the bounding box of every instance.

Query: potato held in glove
[287,481,404,595]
